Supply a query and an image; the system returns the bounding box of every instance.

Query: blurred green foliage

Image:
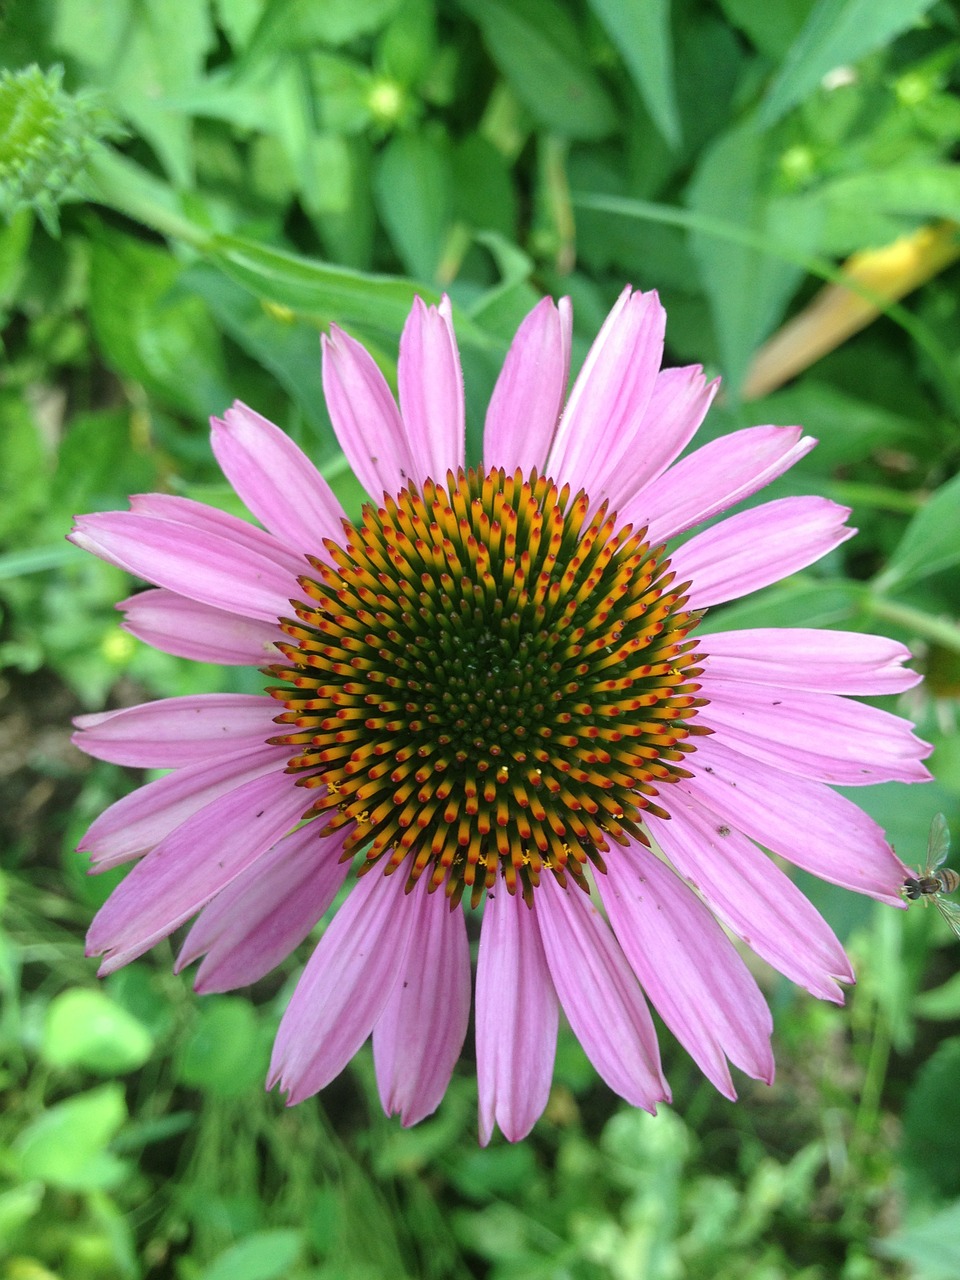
[2,0,960,1276]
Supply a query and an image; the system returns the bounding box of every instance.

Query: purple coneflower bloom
[70,287,930,1142]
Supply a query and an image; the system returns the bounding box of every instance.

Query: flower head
[70,287,930,1142]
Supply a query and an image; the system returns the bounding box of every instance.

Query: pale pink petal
[373,879,471,1126]
[398,296,465,485]
[87,773,308,974]
[597,845,774,1098]
[177,822,352,993]
[682,736,908,903]
[647,791,853,1002]
[476,886,559,1145]
[671,498,854,610]
[78,743,290,868]
[269,867,418,1104]
[483,296,572,472]
[69,513,299,623]
[699,628,921,694]
[535,876,670,1110]
[603,366,719,513]
[74,694,277,768]
[211,403,346,551]
[625,425,816,545]
[322,326,417,499]
[546,287,666,496]
[118,589,282,665]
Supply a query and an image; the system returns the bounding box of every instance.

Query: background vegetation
[2,0,960,1276]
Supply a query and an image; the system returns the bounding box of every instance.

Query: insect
[902,813,960,939]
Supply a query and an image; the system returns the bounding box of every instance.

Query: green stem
[84,145,210,248]
[863,593,960,652]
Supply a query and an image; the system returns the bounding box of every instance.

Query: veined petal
[373,877,471,1127]
[87,772,307,974]
[118,589,281,665]
[211,402,346,551]
[269,867,418,1104]
[177,821,352,993]
[77,743,290,867]
[700,628,921,694]
[633,425,816,545]
[476,886,559,1145]
[70,512,300,623]
[646,792,853,1002]
[597,845,775,1098]
[398,296,465,486]
[483,296,572,472]
[672,497,855,610]
[682,736,908,903]
[322,325,416,499]
[535,876,670,1111]
[74,694,278,768]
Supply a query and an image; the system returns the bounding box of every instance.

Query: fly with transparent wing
[903,814,960,939]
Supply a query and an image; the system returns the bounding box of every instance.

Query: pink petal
[77,743,290,868]
[698,678,931,785]
[397,296,465,486]
[603,366,719,513]
[625,425,816,545]
[211,403,346,551]
[646,791,853,1002]
[322,326,417,499]
[73,694,277,768]
[700,628,922,694]
[69,512,300,623]
[546,287,666,497]
[671,497,854,610]
[483,296,572,472]
[177,821,352,993]
[682,736,908,903]
[535,876,670,1111]
[373,879,471,1127]
[269,866,419,1104]
[597,845,774,1098]
[87,772,307,974]
[118,589,281,665]
[476,887,559,1144]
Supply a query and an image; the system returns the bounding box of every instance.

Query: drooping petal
[118,589,281,665]
[483,295,572,472]
[682,736,909,902]
[177,821,352,993]
[211,403,346,551]
[87,772,307,974]
[629,425,816,545]
[546,287,666,497]
[69,512,300,623]
[373,878,471,1127]
[77,742,290,868]
[597,845,775,1099]
[322,325,416,499]
[269,866,419,1104]
[699,628,921,694]
[672,497,855,610]
[397,296,465,486]
[646,791,853,1002]
[535,875,670,1111]
[476,886,559,1145]
[698,678,931,786]
[73,694,278,768]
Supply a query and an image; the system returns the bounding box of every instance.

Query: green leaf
[42,988,154,1076]
[880,1201,960,1276]
[759,0,940,127]
[243,0,400,54]
[716,0,812,59]
[176,998,269,1097]
[374,130,452,282]
[586,0,680,147]
[459,0,616,140]
[14,1085,128,1190]
[901,1037,960,1201]
[811,165,960,252]
[199,1230,304,1280]
[874,472,960,594]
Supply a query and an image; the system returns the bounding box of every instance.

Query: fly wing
[927,813,951,871]
[934,896,960,941]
